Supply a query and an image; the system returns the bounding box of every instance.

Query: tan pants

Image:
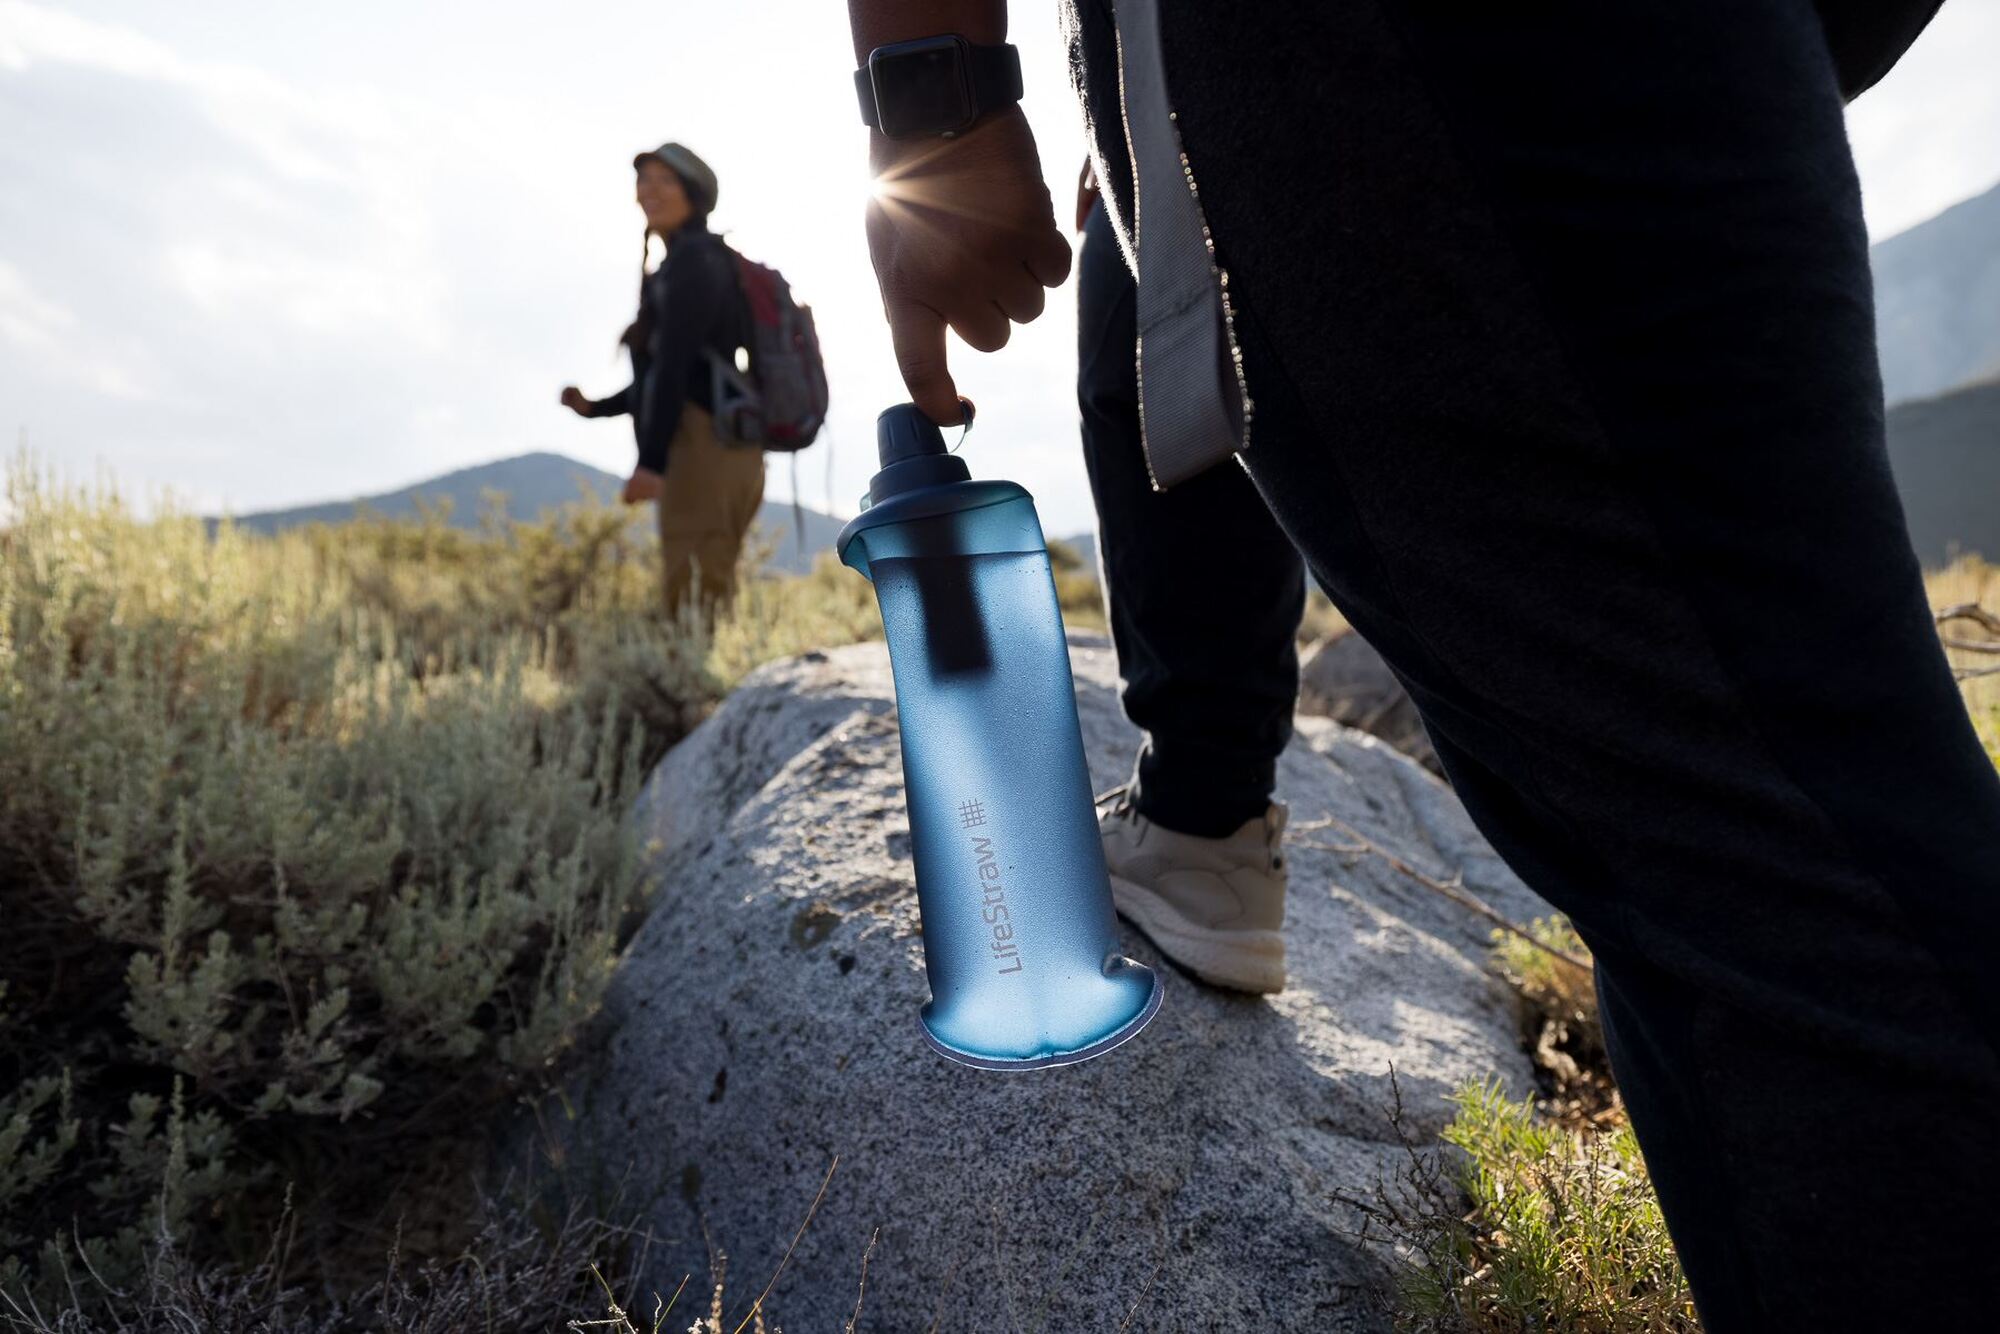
[654,406,766,617]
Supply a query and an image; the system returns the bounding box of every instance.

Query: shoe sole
[1108,873,1286,994]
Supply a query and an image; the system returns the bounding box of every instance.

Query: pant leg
[1077,198,1306,837]
[655,406,766,615]
[1104,1,2000,1326]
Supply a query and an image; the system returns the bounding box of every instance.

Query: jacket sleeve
[591,384,635,418]
[636,241,734,473]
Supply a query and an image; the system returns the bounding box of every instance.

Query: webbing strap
[1114,0,1252,490]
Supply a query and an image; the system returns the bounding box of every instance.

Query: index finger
[886,298,966,426]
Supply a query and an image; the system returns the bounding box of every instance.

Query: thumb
[887,299,965,426]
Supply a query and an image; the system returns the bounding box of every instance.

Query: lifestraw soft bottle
[837,404,1163,1069]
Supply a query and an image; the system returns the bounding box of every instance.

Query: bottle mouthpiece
[876,403,948,466]
[868,403,970,505]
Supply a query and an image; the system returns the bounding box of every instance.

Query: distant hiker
[849,2,1999,1329]
[561,142,765,615]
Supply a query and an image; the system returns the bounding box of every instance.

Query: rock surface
[555,637,1546,1331]
[1297,628,1438,772]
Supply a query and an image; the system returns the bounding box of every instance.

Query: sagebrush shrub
[0,463,881,1309]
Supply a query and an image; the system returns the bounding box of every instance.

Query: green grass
[1489,915,1617,1126]
[1415,1080,1698,1333]
[1370,554,2000,1331]
[1350,917,1697,1332]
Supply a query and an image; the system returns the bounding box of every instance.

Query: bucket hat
[634,141,718,214]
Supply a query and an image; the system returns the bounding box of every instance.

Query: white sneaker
[1100,795,1288,994]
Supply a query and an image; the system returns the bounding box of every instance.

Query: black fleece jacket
[591,220,746,472]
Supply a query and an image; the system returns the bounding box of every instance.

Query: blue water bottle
[837,404,1163,1069]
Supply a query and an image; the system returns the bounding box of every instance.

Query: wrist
[853,25,1020,141]
[868,102,1025,174]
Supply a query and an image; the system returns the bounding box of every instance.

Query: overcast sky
[3,0,1997,535]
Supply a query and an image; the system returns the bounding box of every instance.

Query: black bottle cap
[868,402,970,505]
[876,403,947,465]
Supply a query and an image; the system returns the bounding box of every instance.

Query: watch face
[872,38,975,137]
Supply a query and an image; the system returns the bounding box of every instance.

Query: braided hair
[619,167,711,354]
[620,225,656,354]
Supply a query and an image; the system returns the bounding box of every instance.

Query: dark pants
[1078,202,1306,838]
[1071,0,2000,1327]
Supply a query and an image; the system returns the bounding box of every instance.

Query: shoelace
[1093,783,1137,818]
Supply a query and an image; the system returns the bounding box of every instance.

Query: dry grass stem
[1291,815,1593,973]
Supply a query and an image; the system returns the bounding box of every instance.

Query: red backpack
[708,249,829,452]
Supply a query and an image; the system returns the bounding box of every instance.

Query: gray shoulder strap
[1114,0,1254,490]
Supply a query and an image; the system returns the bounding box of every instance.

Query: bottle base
[918,968,1165,1071]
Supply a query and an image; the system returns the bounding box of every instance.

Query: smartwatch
[855,35,1024,139]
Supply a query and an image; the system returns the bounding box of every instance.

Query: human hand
[621,465,665,505]
[560,386,594,418]
[864,106,1072,425]
[1074,157,1099,233]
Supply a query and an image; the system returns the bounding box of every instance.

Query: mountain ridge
[1884,373,2000,566]
[1871,178,2000,405]
[225,451,850,576]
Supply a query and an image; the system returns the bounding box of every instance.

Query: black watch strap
[968,42,1024,117]
[855,39,1023,134]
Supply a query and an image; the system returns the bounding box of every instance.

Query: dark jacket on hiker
[590,218,748,474]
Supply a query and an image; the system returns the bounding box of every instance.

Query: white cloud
[1845,1,2000,239]
[0,0,380,183]
[0,1,183,82]
[0,258,77,350]
[0,259,157,400]
[0,0,507,508]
